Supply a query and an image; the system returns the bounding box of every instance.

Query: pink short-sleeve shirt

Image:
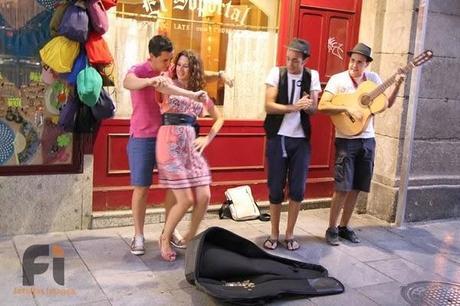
[128,61,161,138]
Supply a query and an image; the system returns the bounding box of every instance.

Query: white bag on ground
[224,185,262,221]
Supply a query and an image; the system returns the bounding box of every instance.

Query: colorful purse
[76,64,103,107]
[91,88,115,120]
[101,0,117,9]
[94,62,115,86]
[85,32,113,65]
[58,94,80,132]
[39,36,80,73]
[58,2,89,43]
[87,0,109,34]
[50,1,71,37]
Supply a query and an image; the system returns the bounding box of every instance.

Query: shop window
[109,0,280,119]
[0,1,81,174]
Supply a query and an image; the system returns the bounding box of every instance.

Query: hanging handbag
[76,64,103,107]
[94,62,115,86]
[75,103,99,134]
[85,32,113,65]
[91,88,115,120]
[63,50,87,84]
[39,36,80,73]
[50,1,71,37]
[101,0,117,9]
[87,0,109,34]
[58,2,89,43]
[58,94,79,132]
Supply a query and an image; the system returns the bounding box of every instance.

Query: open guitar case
[185,227,344,305]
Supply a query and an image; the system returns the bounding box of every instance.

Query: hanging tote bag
[85,32,113,65]
[87,0,109,34]
[91,88,115,120]
[58,94,79,132]
[58,2,89,43]
[76,64,103,107]
[39,36,80,73]
[64,50,87,84]
[75,103,99,134]
[101,0,117,9]
[50,1,70,37]
[94,62,115,86]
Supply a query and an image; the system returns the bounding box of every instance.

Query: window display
[0,1,80,173]
[109,0,280,119]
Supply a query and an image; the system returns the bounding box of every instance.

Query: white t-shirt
[324,70,383,139]
[265,67,322,138]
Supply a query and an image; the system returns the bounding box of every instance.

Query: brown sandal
[263,237,279,250]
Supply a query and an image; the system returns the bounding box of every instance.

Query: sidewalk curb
[91,198,332,229]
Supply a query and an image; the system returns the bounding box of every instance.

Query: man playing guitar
[318,43,406,245]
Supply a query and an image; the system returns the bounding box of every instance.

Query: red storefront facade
[92,0,362,211]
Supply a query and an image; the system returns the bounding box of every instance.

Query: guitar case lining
[185,227,344,305]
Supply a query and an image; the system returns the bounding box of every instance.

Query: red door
[295,0,362,196]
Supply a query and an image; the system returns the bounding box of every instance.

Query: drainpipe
[395,0,430,227]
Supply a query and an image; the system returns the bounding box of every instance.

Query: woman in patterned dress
[155,50,224,261]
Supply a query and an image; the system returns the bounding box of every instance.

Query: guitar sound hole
[360,95,372,106]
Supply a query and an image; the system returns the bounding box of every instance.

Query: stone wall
[359,0,460,222]
[0,156,93,236]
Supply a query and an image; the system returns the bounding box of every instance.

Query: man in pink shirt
[124,35,207,255]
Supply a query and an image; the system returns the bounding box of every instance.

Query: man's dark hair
[148,35,173,57]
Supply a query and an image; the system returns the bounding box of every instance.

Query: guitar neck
[368,63,414,100]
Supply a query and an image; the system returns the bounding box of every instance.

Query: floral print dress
[156,94,214,189]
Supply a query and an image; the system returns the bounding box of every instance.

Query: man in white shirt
[318,43,405,245]
[263,38,322,251]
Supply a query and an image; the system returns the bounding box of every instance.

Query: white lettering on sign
[328,37,344,60]
[143,0,251,26]
[143,0,167,15]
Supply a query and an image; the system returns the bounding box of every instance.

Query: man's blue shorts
[127,136,156,187]
[334,138,376,192]
[266,135,311,204]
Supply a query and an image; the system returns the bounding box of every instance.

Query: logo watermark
[23,244,64,286]
[14,244,77,297]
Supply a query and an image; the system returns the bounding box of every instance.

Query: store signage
[143,0,251,26]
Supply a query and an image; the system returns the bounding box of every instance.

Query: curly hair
[171,50,206,91]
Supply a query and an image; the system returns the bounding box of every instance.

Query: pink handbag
[88,0,109,34]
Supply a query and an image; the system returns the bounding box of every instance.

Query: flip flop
[284,239,300,251]
[263,237,279,250]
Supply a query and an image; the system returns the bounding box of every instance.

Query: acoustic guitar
[330,50,433,136]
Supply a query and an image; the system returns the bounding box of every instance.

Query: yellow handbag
[39,36,80,73]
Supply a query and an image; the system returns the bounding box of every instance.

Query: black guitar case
[185,227,344,305]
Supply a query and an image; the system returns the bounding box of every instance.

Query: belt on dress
[162,113,196,126]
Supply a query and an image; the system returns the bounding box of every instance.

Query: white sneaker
[130,236,145,255]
